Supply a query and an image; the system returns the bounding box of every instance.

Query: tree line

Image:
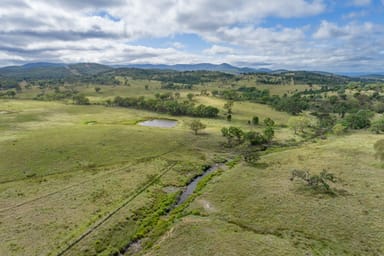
[112,96,219,118]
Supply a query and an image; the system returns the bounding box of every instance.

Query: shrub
[374,139,384,162]
[290,169,337,194]
[332,123,347,135]
[370,118,384,134]
[343,110,372,129]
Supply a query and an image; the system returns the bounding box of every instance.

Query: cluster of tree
[0,78,19,90]
[112,96,219,118]
[72,94,90,105]
[253,71,352,86]
[326,109,374,135]
[34,87,79,101]
[287,110,378,137]
[341,110,373,129]
[223,100,234,121]
[215,83,384,117]
[160,82,193,90]
[288,115,317,135]
[221,118,275,147]
[32,86,90,105]
[255,74,286,84]
[109,69,234,85]
[214,84,384,135]
[214,88,310,115]
[290,169,337,195]
[0,90,16,98]
[215,87,271,103]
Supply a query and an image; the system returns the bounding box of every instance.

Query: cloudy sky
[1,0,384,72]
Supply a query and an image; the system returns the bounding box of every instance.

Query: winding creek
[176,163,222,205]
[121,163,224,255]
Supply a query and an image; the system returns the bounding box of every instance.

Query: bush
[370,118,384,134]
[245,131,266,145]
[242,150,260,165]
[221,126,244,146]
[332,123,347,135]
[290,169,337,194]
[374,139,384,161]
[252,116,259,125]
[263,117,275,127]
[343,110,372,129]
[73,94,90,105]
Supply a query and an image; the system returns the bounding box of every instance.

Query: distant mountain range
[337,72,384,79]
[0,63,113,80]
[114,63,272,74]
[0,62,383,81]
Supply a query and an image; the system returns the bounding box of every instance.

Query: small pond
[138,119,177,128]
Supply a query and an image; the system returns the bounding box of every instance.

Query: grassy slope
[0,100,225,256]
[195,96,291,125]
[0,94,295,255]
[145,132,384,256]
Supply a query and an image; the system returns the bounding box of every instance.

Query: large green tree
[288,116,311,134]
[189,120,206,135]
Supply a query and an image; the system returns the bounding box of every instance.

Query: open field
[146,132,384,256]
[2,71,384,256]
[195,96,291,125]
[0,99,231,256]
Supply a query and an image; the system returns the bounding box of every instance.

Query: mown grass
[145,132,384,256]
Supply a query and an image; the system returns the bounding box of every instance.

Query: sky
[1,0,384,72]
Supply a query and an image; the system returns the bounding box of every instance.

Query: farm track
[55,161,178,256]
[0,148,178,213]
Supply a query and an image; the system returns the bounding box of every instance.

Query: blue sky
[0,0,384,72]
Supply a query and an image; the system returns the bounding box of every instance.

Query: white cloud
[313,20,375,40]
[0,0,327,67]
[0,0,326,41]
[0,0,384,72]
[203,45,235,55]
[203,25,307,53]
[15,39,204,65]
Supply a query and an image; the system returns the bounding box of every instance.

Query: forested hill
[0,63,112,80]
[0,62,380,89]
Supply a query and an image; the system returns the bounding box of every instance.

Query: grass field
[2,79,384,256]
[195,96,291,125]
[145,132,384,256]
[0,99,229,256]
